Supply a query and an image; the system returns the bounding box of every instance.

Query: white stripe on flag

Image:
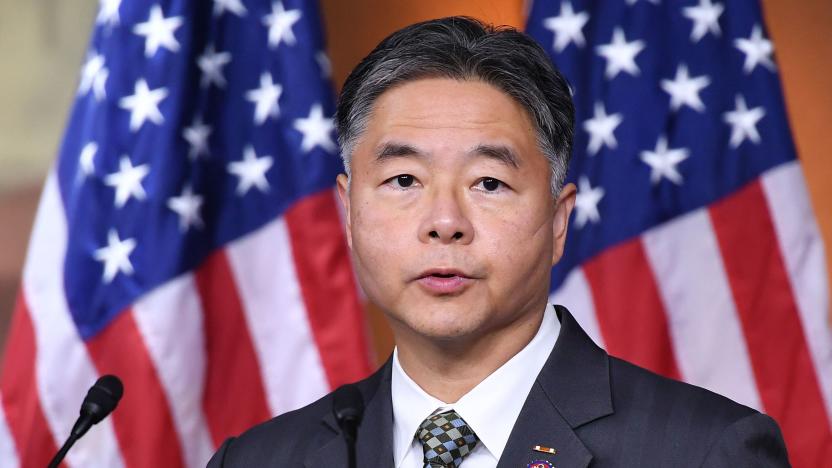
[132,274,215,468]
[226,217,330,415]
[551,267,606,349]
[761,161,832,424]
[0,401,20,468]
[22,174,124,468]
[642,208,762,410]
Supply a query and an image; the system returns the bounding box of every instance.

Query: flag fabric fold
[0,0,372,466]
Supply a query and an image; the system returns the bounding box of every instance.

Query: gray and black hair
[335,16,575,195]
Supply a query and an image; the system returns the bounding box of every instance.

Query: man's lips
[414,268,477,295]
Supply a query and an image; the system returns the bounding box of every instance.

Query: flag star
[245,73,283,124]
[542,2,590,52]
[198,45,232,88]
[228,146,274,195]
[104,156,150,208]
[167,185,204,231]
[734,25,775,74]
[640,136,689,185]
[683,0,724,42]
[183,118,212,160]
[574,176,604,228]
[625,0,660,5]
[583,102,623,156]
[93,229,137,283]
[78,53,109,101]
[263,2,302,48]
[79,142,98,177]
[660,64,711,112]
[293,104,336,153]
[316,51,332,77]
[119,79,168,131]
[96,0,122,27]
[723,95,765,148]
[132,4,184,57]
[596,28,646,79]
[213,0,247,17]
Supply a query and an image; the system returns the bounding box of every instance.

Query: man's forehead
[372,141,521,169]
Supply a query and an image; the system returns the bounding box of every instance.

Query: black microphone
[48,375,123,468]
[332,384,364,468]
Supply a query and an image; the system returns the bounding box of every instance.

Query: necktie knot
[416,409,479,468]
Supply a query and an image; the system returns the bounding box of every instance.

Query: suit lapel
[304,359,395,468]
[497,306,614,468]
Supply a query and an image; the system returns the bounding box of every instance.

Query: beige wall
[0,1,829,363]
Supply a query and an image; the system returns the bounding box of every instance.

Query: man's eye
[387,174,416,189]
[476,177,504,192]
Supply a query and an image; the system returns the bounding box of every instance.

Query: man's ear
[336,173,352,249]
[551,182,576,266]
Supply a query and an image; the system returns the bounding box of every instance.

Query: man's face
[337,78,575,343]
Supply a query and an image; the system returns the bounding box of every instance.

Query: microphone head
[332,384,364,426]
[81,375,123,425]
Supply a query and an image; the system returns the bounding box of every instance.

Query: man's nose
[417,188,474,245]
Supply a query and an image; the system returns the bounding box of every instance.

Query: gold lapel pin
[533,445,557,455]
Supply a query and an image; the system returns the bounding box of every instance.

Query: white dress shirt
[391,305,561,468]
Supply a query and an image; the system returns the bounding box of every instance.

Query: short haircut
[335,16,575,195]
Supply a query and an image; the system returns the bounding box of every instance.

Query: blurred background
[0,1,830,466]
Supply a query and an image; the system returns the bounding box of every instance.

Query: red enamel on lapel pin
[532,445,556,454]
[528,460,554,468]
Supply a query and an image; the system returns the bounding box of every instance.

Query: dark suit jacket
[208,306,790,467]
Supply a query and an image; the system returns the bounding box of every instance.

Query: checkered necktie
[416,409,479,468]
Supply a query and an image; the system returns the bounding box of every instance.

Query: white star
[213,0,247,17]
[132,5,184,57]
[574,176,604,228]
[542,2,590,52]
[723,95,765,148]
[119,79,168,132]
[104,156,150,208]
[660,64,711,112]
[596,28,645,79]
[582,102,623,156]
[228,146,274,195]
[683,0,724,42]
[78,53,108,101]
[183,118,212,160]
[640,136,689,185]
[734,25,775,74]
[198,45,232,89]
[96,0,122,27]
[167,186,204,231]
[79,142,98,178]
[263,2,302,48]
[245,73,283,124]
[293,104,336,153]
[625,0,660,5]
[316,51,332,77]
[93,229,137,284]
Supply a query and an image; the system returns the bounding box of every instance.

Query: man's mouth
[415,268,476,295]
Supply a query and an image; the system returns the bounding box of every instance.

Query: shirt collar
[390,305,560,466]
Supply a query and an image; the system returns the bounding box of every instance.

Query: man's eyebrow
[468,144,521,168]
[373,142,424,162]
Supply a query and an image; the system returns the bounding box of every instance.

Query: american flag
[527,0,832,465]
[0,0,372,466]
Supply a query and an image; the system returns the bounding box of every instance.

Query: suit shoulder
[608,355,757,425]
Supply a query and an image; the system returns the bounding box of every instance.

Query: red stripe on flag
[583,238,682,380]
[285,190,373,387]
[0,292,61,468]
[85,309,185,468]
[195,251,271,446]
[709,180,832,467]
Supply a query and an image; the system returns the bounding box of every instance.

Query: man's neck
[392,309,545,403]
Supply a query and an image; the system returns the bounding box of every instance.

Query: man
[208,17,789,467]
